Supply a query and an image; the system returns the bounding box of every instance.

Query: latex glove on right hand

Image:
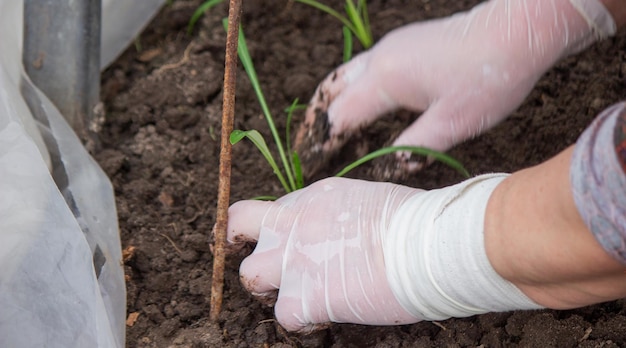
[295,0,616,179]
[228,175,541,332]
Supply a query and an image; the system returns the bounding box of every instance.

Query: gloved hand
[227,176,541,332]
[227,178,422,332]
[295,0,616,178]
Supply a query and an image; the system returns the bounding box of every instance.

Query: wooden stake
[210,0,243,322]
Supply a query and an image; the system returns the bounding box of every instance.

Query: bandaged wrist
[384,174,542,321]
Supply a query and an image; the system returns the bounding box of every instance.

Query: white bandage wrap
[569,0,617,39]
[384,174,542,321]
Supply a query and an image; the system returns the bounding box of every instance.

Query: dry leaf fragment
[126,312,140,327]
[158,191,174,207]
[122,245,136,263]
[137,48,162,62]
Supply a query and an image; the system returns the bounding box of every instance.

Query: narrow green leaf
[223,20,297,192]
[250,196,278,201]
[359,0,372,47]
[283,100,307,189]
[292,152,305,189]
[229,129,247,144]
[294,0,358,34]
[345,0,372,48]
[283,103,307,113]
[230,129,291,193]
[334,145,470,178]
[285,98,300,167]
[342,26,353,62]
[230,130,273,166]
[187,0,225,35]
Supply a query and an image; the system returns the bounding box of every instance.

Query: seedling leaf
[225,20,298,191]
[230,129,291,192]
[285,99,300,164]
[285,99,307,186]
[359,0,371,41]
[294,0,357,33]
[345,0,372,48]
[292,151,304,189]
[229,129,247,144]
[342,26,353,62]
[295,0,373,50]
[187,0,225,35]
[250,195,278,201]
[335,145,470,178]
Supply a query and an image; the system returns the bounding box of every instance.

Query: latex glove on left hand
[294,0,616,179]
[228,176,541,332]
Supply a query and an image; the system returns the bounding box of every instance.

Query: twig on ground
[579,327,592,342]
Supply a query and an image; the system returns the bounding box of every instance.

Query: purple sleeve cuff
[570,101,626,264]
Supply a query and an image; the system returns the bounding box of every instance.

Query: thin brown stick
[210,0,243,322]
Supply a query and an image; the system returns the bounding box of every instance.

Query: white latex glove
[227,176,541,332]
[294,0,616,177]
[228,178,421,332]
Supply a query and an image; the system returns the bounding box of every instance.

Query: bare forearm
[484,146,626,309]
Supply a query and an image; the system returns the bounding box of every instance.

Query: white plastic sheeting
[0,0,165,346]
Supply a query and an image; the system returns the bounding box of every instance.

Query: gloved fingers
[326,70,398,137]
[239,248,282,299]
[294,53,399,177]
[316,53,366,106]
[392,102,460,150]
[230,194,313,298]
[294,52,370,153]
[274,292,330,333]
[227,199,274,244]
[306,51,371,119]
[370,100,486,180]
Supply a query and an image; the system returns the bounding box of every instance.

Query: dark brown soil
[97,1,626,347]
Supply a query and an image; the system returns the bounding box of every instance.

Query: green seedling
[226,20,304,197]
[224,23,468,199]
[294,0,372,61]
[192,0,369,61]
[188,0,224,35]
[342,26,354,62]
[334,146,469,178]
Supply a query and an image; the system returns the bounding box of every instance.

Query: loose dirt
[97,1,626,346]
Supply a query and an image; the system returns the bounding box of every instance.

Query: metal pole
[23,0,102,151]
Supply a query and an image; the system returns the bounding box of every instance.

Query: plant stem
[210,0,242,322]
[342,26,353,61]
[235,32,297,191]
[187,0,225,35]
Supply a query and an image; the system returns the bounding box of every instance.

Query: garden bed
[98,0,626,346]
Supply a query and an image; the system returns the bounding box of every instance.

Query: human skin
[481,0,626,309]
[485,146,626,310]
